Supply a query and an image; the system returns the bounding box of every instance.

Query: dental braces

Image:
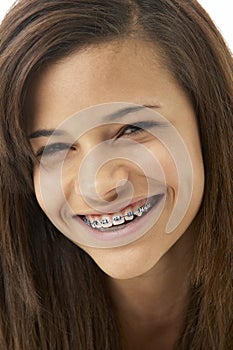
[83,202,151,228]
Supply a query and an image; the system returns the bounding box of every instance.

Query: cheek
[148,142,179,194]
[148,136,203,234]
[33,166,67,217]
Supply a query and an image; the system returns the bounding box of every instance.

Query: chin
[82,238,166,280]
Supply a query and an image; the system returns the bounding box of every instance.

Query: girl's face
[27,39,204,279]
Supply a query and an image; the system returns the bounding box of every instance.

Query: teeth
[133,205,144,217]
[83,217,91,226]
[133,203,151,216]
[91,218,102,229]
[144,203,151,211]
[112,214,125,226]
[83,201,152,229]
[100,216,112,228]
[124,208,134,221]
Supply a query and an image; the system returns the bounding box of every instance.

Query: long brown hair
[0,1,232,349]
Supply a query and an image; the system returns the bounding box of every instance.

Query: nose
[93,161,129,202]
[76,155,134,212]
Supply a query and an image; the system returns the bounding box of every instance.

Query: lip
[72,193,165,245]
[73,195,156,217]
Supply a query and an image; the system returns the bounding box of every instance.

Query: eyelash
[117,124,145,138]
[36,143,76,158]
[36,121,157,158]
[117,120,158,138]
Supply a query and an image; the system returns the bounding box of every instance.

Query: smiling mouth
[79,194,164,232]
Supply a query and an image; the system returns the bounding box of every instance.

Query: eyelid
[35,142,75,157]
[116,120,161,138]
[34,120,162,156]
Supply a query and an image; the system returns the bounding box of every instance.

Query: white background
[0,0,232,51]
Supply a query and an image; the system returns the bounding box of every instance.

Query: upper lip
[73,194,161,217]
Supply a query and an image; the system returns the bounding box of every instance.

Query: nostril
[102,190,118,202]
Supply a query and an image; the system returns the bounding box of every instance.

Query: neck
[106,229,196,349]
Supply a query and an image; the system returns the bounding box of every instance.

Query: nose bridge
[79,128,103,155]
[73,134,136,212]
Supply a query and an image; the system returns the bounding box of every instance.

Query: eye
[36,143,76,158]
[121,124,144,136]
[117,121,159,138]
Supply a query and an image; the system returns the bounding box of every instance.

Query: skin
[27,39,204,349]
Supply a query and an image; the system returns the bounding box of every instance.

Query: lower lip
[73,193,165,246]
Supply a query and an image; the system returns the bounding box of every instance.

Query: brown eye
[121,124,144,136]
[117,120,161,139]
[36,143,76,157]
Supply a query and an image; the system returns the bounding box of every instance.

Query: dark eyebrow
[29,104,160,139]
[29,129,66,139]
[103,104,160,121]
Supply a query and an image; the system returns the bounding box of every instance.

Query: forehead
[25,38,189,133]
